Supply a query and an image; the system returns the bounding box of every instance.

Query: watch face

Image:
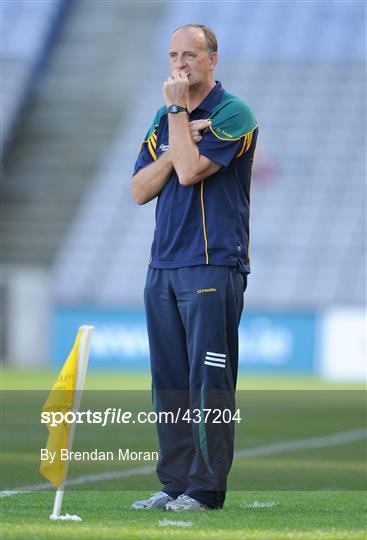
[168,105,186,114]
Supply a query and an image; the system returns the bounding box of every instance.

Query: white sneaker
[131,491,174,509]
[165,494,208,511]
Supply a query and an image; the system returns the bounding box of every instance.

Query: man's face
[168,27,217,89]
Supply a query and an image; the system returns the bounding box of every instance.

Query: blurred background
[1,0,365,381]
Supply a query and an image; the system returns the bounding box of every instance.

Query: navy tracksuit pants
[144,265,247,509]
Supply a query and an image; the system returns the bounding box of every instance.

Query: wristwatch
[167,104,188,114]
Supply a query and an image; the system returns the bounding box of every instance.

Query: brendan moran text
[40,448,159,462]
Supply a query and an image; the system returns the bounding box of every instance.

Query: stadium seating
[3,1,165,267]
[4,2,365,308]
[1,0,66,156]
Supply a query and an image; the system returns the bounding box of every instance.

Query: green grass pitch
[1,369,366,539]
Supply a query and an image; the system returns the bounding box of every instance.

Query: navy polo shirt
[133,81,258,273]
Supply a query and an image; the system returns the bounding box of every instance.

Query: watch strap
[167,104,188,114]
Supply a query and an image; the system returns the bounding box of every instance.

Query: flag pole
[50,325,94,520]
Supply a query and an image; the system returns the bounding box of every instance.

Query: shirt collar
[194,81,224,113]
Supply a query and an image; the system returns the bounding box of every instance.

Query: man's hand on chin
[163,70,189,107]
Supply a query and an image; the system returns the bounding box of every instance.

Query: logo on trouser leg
[204,352,226,368]
[196,288,217,293]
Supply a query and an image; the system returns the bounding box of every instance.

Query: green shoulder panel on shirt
[144,105,167,140]
[209,92,257,141]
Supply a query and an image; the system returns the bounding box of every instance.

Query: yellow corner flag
[39,329,82,487]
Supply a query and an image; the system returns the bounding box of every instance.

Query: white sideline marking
[159,519,193,527]
[0,465,155,498]
[1,428,366,498]
[244,501,278,508]
[234,428,367,458]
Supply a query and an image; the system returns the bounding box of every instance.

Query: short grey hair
[172,24,218,55]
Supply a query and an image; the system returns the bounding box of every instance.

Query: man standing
[131,24,257,511]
